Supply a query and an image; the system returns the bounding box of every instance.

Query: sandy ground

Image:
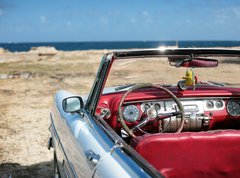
[0,47,240,177]
[0,49,104,177]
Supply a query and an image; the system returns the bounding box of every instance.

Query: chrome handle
[85,150,100,168]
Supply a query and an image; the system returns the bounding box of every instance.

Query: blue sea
[0,41,240,52]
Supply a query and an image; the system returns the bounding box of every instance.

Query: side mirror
[62,96,84,113]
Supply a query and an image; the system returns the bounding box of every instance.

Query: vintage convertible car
[48,48,240,178]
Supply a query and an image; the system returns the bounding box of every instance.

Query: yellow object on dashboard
[183,69,194,86]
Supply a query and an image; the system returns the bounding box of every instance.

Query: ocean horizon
[1,41,240,52]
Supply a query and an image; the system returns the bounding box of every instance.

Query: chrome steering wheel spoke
[157,111,182,120]
[131,117,150,131]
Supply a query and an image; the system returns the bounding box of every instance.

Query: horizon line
[1,40,240,44]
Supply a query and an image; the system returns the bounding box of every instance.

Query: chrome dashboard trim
[124,97,239,104]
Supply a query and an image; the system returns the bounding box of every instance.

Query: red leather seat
[131,130,240,178]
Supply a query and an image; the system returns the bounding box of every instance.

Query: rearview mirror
[62,96,84,113]
[169,57,218,68]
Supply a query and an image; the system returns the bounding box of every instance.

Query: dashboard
[120,97,240,133]
[97,86,240,134]
[98,97,240,134]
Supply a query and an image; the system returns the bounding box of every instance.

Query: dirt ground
[0,47,240,177]
[0,49,104,177]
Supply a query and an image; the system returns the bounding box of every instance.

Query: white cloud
[233,7,240,17]
[66,21,72,27]
[99,17,108,25]
[130,17,137,23]
[40,16,47,23]
[185,19,192,25]
[213,7,240,24]
[214,11,227,24]
[142,11,149,17]
[108,10,120,16]
[142,11,152,23]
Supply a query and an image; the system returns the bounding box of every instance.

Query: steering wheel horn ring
[118,83,185,138]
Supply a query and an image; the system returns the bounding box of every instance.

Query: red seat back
[132,130,240,178]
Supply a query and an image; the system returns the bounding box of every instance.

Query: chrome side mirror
[62,96,84,113]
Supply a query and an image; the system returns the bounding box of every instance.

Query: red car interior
[131,130,240,178]
[98,86,240,131]
[97,85,240,177]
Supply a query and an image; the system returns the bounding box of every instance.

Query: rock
[0,72,34,80]
[0,48,8,55]
[0,74,8,79]
[29,46,57,56]
[20,72,32,79]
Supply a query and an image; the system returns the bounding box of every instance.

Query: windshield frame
[85,48,240,114]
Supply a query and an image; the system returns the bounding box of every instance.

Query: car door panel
[51,104,93,177]
[65,111,115,176]
[94,147,152,178]
[51,91,155,177]
[51,90,114,177]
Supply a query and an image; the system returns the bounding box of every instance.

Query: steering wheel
[118,83,185,138]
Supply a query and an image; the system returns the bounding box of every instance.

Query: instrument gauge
[216,100,224,108]
[123,105,140,122]
[206,100,214,109]
[141,103,151,112]
[154,103,161,112]
[227,100,240,116]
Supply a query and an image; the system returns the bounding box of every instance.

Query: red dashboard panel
[97,86,240,132]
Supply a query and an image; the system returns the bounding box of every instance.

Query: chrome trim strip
[113,48,240,59]
[50,112,77,178]
[124,96,240,104]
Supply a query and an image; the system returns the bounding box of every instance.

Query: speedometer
[227,100,240,116]
[123,105,140,122]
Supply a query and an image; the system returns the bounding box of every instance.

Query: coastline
[1,40,240,52]
[0,47,240,177]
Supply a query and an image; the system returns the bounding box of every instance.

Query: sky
[0,0,240,42]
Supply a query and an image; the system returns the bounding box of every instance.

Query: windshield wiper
[115,84,136,91]
[207,81,225,87]
[115,83,173,91]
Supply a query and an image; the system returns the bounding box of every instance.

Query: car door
[52,91,129,177]
[51,104,95,177]
[51,91,160,177]
[51,91,97,177]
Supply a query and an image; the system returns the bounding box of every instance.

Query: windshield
[105,56,240,89]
